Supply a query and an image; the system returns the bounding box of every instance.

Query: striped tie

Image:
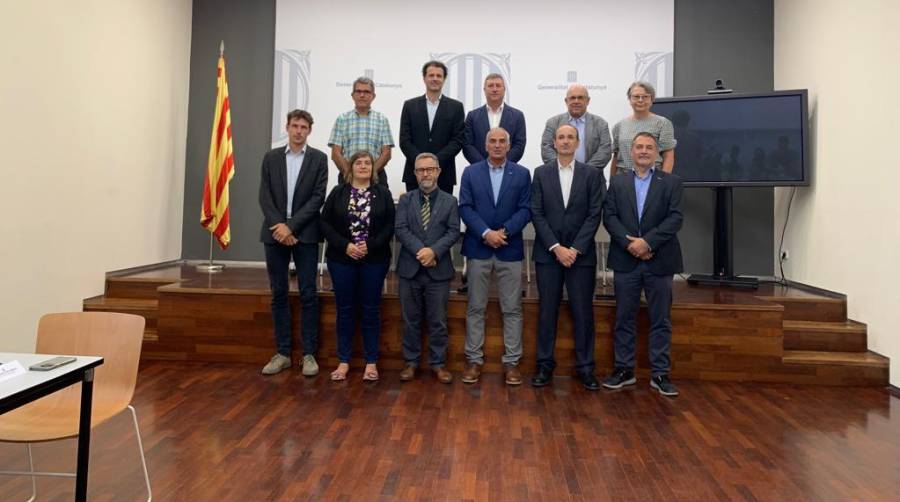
[421,194,430,231]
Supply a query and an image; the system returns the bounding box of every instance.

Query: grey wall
[673,0,775,275]
[182,0,776,276]
[182,0,275,261]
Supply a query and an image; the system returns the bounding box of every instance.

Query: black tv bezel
[653,89,810,188]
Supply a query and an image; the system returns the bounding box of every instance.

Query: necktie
[421,195,430,231]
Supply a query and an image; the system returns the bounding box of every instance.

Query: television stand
[687,187,759,289]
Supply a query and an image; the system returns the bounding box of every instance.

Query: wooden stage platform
[83,262,889,386]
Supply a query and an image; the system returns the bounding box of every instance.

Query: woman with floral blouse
[320,150,396,381]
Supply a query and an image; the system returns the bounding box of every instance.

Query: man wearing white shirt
[462,74,527,164]
[530,124,606,389]
[399,60,465,194]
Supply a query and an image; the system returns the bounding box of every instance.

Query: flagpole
[197,39,228,274]
[197,233,225,273]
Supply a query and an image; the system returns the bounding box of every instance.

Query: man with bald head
[531,124,606,390]
[540,84,612,170]
[458,127,532,385]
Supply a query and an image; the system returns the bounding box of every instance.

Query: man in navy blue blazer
[458,127,531,385]
[602,132,684,397]
[462,74,526,165]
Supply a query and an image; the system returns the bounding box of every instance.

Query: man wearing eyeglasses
[540,83,612,171]
[328,76,394,186]
[395,153,461,384]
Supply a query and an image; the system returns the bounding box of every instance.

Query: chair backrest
[35,312,145,410]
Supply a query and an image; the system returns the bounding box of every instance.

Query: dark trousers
[399,269,450,368]
[612,261,673,377]
[535,262,596,375]
[264,242,319,357]
[327,260,390,363]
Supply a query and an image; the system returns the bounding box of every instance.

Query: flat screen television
[652,90,809,187]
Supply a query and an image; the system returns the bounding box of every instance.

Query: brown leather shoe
[433,367,453,384]
[461,363,482,384]
[399,365,417,382]
[504,365,523,386]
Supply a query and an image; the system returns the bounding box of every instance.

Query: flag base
[196,263,225,273]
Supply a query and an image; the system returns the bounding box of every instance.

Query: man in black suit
[399,60,465,194]
[602,132,684,396]
[258,109,328,376]
[530,124,606,390]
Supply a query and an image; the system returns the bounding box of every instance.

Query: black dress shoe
[531,369,553,387]
[578,372,601,391]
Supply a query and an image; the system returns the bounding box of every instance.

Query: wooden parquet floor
[2,361,898,501]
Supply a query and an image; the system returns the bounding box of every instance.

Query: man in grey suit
[258,109,328,376]
[395,152,461,384]
[540,84,612,170]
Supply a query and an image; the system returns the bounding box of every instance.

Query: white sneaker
[301,354,319,376]
[261,353,291,375]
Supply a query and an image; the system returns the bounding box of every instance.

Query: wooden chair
[0,312,151,501]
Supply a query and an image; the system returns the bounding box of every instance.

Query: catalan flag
[200,44,235,249]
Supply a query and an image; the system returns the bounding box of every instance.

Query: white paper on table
[0,360,27,383]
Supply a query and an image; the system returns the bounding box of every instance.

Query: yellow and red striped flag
[200,44,235,249]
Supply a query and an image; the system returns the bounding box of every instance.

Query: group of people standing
[257,60,684,397]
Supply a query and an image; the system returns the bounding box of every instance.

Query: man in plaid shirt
[328,76,395,187]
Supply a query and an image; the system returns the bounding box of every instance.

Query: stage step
[83,295,158,312]
[758,295,846,322]
[143,327,158,342]
[105,277,178,300]
[782,350,888,368]
[783,320,868,352]
[82,295,159,340]
[779,349,888,386]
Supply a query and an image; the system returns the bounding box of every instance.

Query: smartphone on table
[29,356,77,371]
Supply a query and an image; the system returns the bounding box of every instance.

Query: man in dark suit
[602,132,684,396]
[530,124,606,390]
[399,60,465,194]
[395,153,461,384]
[458,127,531,385]
[462,73,526,164]
[258,109,328,376]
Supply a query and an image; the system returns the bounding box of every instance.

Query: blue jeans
[327,260,390,363]
[264,242,319,357]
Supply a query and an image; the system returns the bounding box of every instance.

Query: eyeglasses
[630,94,652,101]
[414,167,437,175]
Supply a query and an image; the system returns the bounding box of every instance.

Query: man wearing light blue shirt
[458,127,532,385]
[602,132,684,397]
[258,109,328,377]
[328,76,394,186]
[540,84,612,170]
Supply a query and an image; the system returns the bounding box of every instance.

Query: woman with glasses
[610,81,677,176]
[320,150,395,382]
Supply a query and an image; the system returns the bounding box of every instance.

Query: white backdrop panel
[273,0,674,191]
